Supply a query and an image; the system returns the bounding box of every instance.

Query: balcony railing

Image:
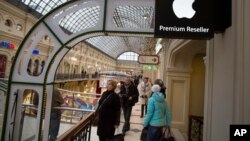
[56,112,95,141]
[55,73,100,81]
[188,115,203,141]
[21,104,95,141]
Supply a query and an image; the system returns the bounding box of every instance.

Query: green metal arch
[2,0,154,140]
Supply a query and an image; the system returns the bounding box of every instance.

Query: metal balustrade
[55,73,100,81]
[56,112,95,141]
[188,115,204,141]
[21,104,95,141]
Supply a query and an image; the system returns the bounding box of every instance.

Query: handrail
[54,107,95,112]
[22,104,95,125]
[57,88,102,96]
[56,112,95,141]
[20,104,95,140]
[22,104,95,112]
[55,73,100,81]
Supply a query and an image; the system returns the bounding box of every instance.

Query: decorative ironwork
[56,112,95,141]
[189,115,203,141]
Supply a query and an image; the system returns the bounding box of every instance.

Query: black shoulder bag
[92,94,112,126]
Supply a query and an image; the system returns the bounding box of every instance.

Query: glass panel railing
[21,104,94,140]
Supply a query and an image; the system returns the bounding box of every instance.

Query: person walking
[137,77,152,118]
[49,88,64,141]
[119,77,139,135]
[143,85,171,141]
[97,80,121,141]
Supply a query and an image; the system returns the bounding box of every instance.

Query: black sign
[155,0,214,39]
[230,125,250,141]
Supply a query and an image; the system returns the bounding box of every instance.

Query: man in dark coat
[97,81,121,141]
[119,78,139,135]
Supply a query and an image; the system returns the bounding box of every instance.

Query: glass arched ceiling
[7,0,155,59]
[85,36,149,58]
[117,52,139,61]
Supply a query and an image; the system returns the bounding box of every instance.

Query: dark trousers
[141,104,147,117]
[146,126,162,141]
[122,105,132,132]
[49,111,61,141]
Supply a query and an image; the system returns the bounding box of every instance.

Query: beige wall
[189,54,205,117]
[3,1,250,141]
[203,0,250,141]
[162,40,206,136]
[167,71,191,134]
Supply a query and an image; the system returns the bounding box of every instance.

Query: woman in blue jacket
[143,84,171,141]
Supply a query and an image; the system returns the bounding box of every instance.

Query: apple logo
[172,0,196,19]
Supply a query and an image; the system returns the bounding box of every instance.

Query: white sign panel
[138,55,159,65]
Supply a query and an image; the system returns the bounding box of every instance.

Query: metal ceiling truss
[2,0,154,141]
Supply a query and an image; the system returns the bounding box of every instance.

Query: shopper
[97,80,121,141]
[49,88,64,141]
[143,85,171,141]
[119,77,139,135]
[137,77,152,118]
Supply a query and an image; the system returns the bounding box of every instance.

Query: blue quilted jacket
[143,92,171,127]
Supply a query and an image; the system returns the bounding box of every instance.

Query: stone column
[160,39,170,83]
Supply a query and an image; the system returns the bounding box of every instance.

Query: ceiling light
[71,57,77,61]
[143,13,150,20]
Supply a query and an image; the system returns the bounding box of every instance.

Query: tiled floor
[90,104,145,141]
[89,104,185,141]
[20,104,185,141]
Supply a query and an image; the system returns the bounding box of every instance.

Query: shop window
[11,56,15,62]
[23,89,39,106]
[41,61,45,72]
[27,35,54,76]
[0,55,7,78]
[33,59,39,76]
[5,19,12,27]
[16,24,23,31]
[22,89,40,140]
[44,35,49,40]
[27,59,32,75]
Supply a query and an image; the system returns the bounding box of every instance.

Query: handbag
[160,126,175,141]
[113,134,124,141]
[92,94,112,126]
[111,126,124,141]
[92,110,99,126]
[140,127,148,141]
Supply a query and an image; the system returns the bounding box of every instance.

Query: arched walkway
[3,0,155,140]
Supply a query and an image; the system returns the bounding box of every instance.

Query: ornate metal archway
[3,0,155,140]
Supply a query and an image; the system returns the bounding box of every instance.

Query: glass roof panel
[20,0,69,16]
[10,0,155,59]
[59,6,100,34]
[86,36,151,58]
[113,5,154,29]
